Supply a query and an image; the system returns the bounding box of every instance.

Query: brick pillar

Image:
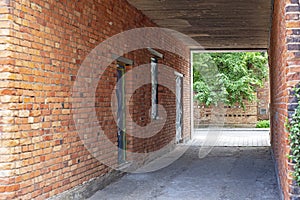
[269,0,300,199]
[286,1,300,199]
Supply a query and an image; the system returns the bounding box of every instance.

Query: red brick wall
[124,52,191,156]
[269,0,300,199]
[0,0,191,199]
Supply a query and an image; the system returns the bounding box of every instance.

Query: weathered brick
[0,0,191,199]
[288,44,300,51]
[18,110,29,117]
[286,5,300,12]
[0,163,14,170]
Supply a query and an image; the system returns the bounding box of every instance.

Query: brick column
[269,0,300,199]
[286,1,300,199]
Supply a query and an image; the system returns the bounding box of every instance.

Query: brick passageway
[88,130,280,200]
[0,0,299,199]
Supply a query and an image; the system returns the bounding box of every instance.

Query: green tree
[193,52,268,107]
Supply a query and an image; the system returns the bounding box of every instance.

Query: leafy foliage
[193,52,268,107]
[256,120,270,128]
[287,86,300,185]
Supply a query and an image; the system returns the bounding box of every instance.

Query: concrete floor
[88,146,280,200]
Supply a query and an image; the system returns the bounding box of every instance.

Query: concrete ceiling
[127,0,273,50]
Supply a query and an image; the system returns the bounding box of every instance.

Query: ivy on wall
[287,86,300,184]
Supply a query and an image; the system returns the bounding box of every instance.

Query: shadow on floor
[89,146,280,200]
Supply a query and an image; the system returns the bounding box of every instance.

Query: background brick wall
[194,100,258,128]
[257,79,270,120]
[0,0,191,199]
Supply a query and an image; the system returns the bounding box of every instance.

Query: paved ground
[193,128,270,147]
[89,129,280,200]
